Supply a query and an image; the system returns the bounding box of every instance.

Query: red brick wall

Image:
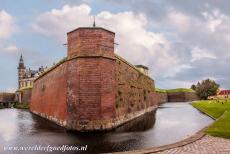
[30,63,68,125]
[156,92,168,104]
[167,92,199,102]
[31,27,158,131]
[115,56,157,118]
[67,27,115,58]
[66,57,116,129]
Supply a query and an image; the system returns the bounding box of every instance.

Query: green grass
[155,88,167,93]
[14,103,30,109]
[166,88,194,93]
[156,88,194,93]
[192,100,230,138]
[206,111,230,138]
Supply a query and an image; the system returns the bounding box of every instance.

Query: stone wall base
[31,105,157,132]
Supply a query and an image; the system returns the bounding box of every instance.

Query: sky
[0,0,230,92]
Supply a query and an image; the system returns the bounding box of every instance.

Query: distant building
[17,54,46,89]
[16,54,47,103]
[135,65,149,76]
[218,90,230,99]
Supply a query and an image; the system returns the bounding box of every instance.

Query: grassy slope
[206,111,230,138]
[155,88,167,93]
[156,88,194,93]
[192,100,230,138]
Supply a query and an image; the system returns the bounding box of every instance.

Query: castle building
[17,54,46,89]
[16,55,47,104]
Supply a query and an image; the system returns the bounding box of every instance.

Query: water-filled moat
[0,102,213,153]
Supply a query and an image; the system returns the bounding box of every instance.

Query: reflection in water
[0,103,213,153]
[115,111,156,132]
[0,109,18,142]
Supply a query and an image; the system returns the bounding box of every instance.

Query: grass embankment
[156,88,194,93]
[192,100,230,138]
[14,103,30,109]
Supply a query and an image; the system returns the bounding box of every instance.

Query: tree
[191,84,196,91]
[194,79,220,100]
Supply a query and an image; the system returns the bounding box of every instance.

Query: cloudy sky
[0,0,230,92]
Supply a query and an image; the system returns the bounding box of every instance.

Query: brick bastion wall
[30,27,158,131]
[167,92,199,102]
[156,91,199,103]
[156,92,168,104]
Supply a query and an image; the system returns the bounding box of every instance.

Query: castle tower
[18,54,26,88]
[66,27,116,129]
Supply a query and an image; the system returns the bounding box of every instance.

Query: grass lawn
[156,88,194,93]
[14,103,30,109]
[192,100,230,138]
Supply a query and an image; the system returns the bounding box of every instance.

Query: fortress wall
[66,57,116,130]
[30,27,158,131]
[30,54,158,131]
[156,92,168,104]
[167,92,199,102]
[185,92,199,101]
[167,92,185,102]
[99,58,116,120]
[64,27,117,130]
[115,56,158,119]
[30,63,68,127]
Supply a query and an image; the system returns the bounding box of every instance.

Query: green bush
[14,103,30,109]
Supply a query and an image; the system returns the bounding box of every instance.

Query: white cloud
[4,45,18,54]
[32,4,184,78]
[0,10,17,39]
[31,4,92,42]
[164,64,192,78]
[5,87,16,93]
[31,3,230,89]
[158,79,195,89]
[167,11,191,32]
[191,47,216,62]
[202,9,228,33]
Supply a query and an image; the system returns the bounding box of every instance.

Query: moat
[0,102,213,154]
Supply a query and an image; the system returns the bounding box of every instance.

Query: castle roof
[18,54,25,69]
[219,90,230,95]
